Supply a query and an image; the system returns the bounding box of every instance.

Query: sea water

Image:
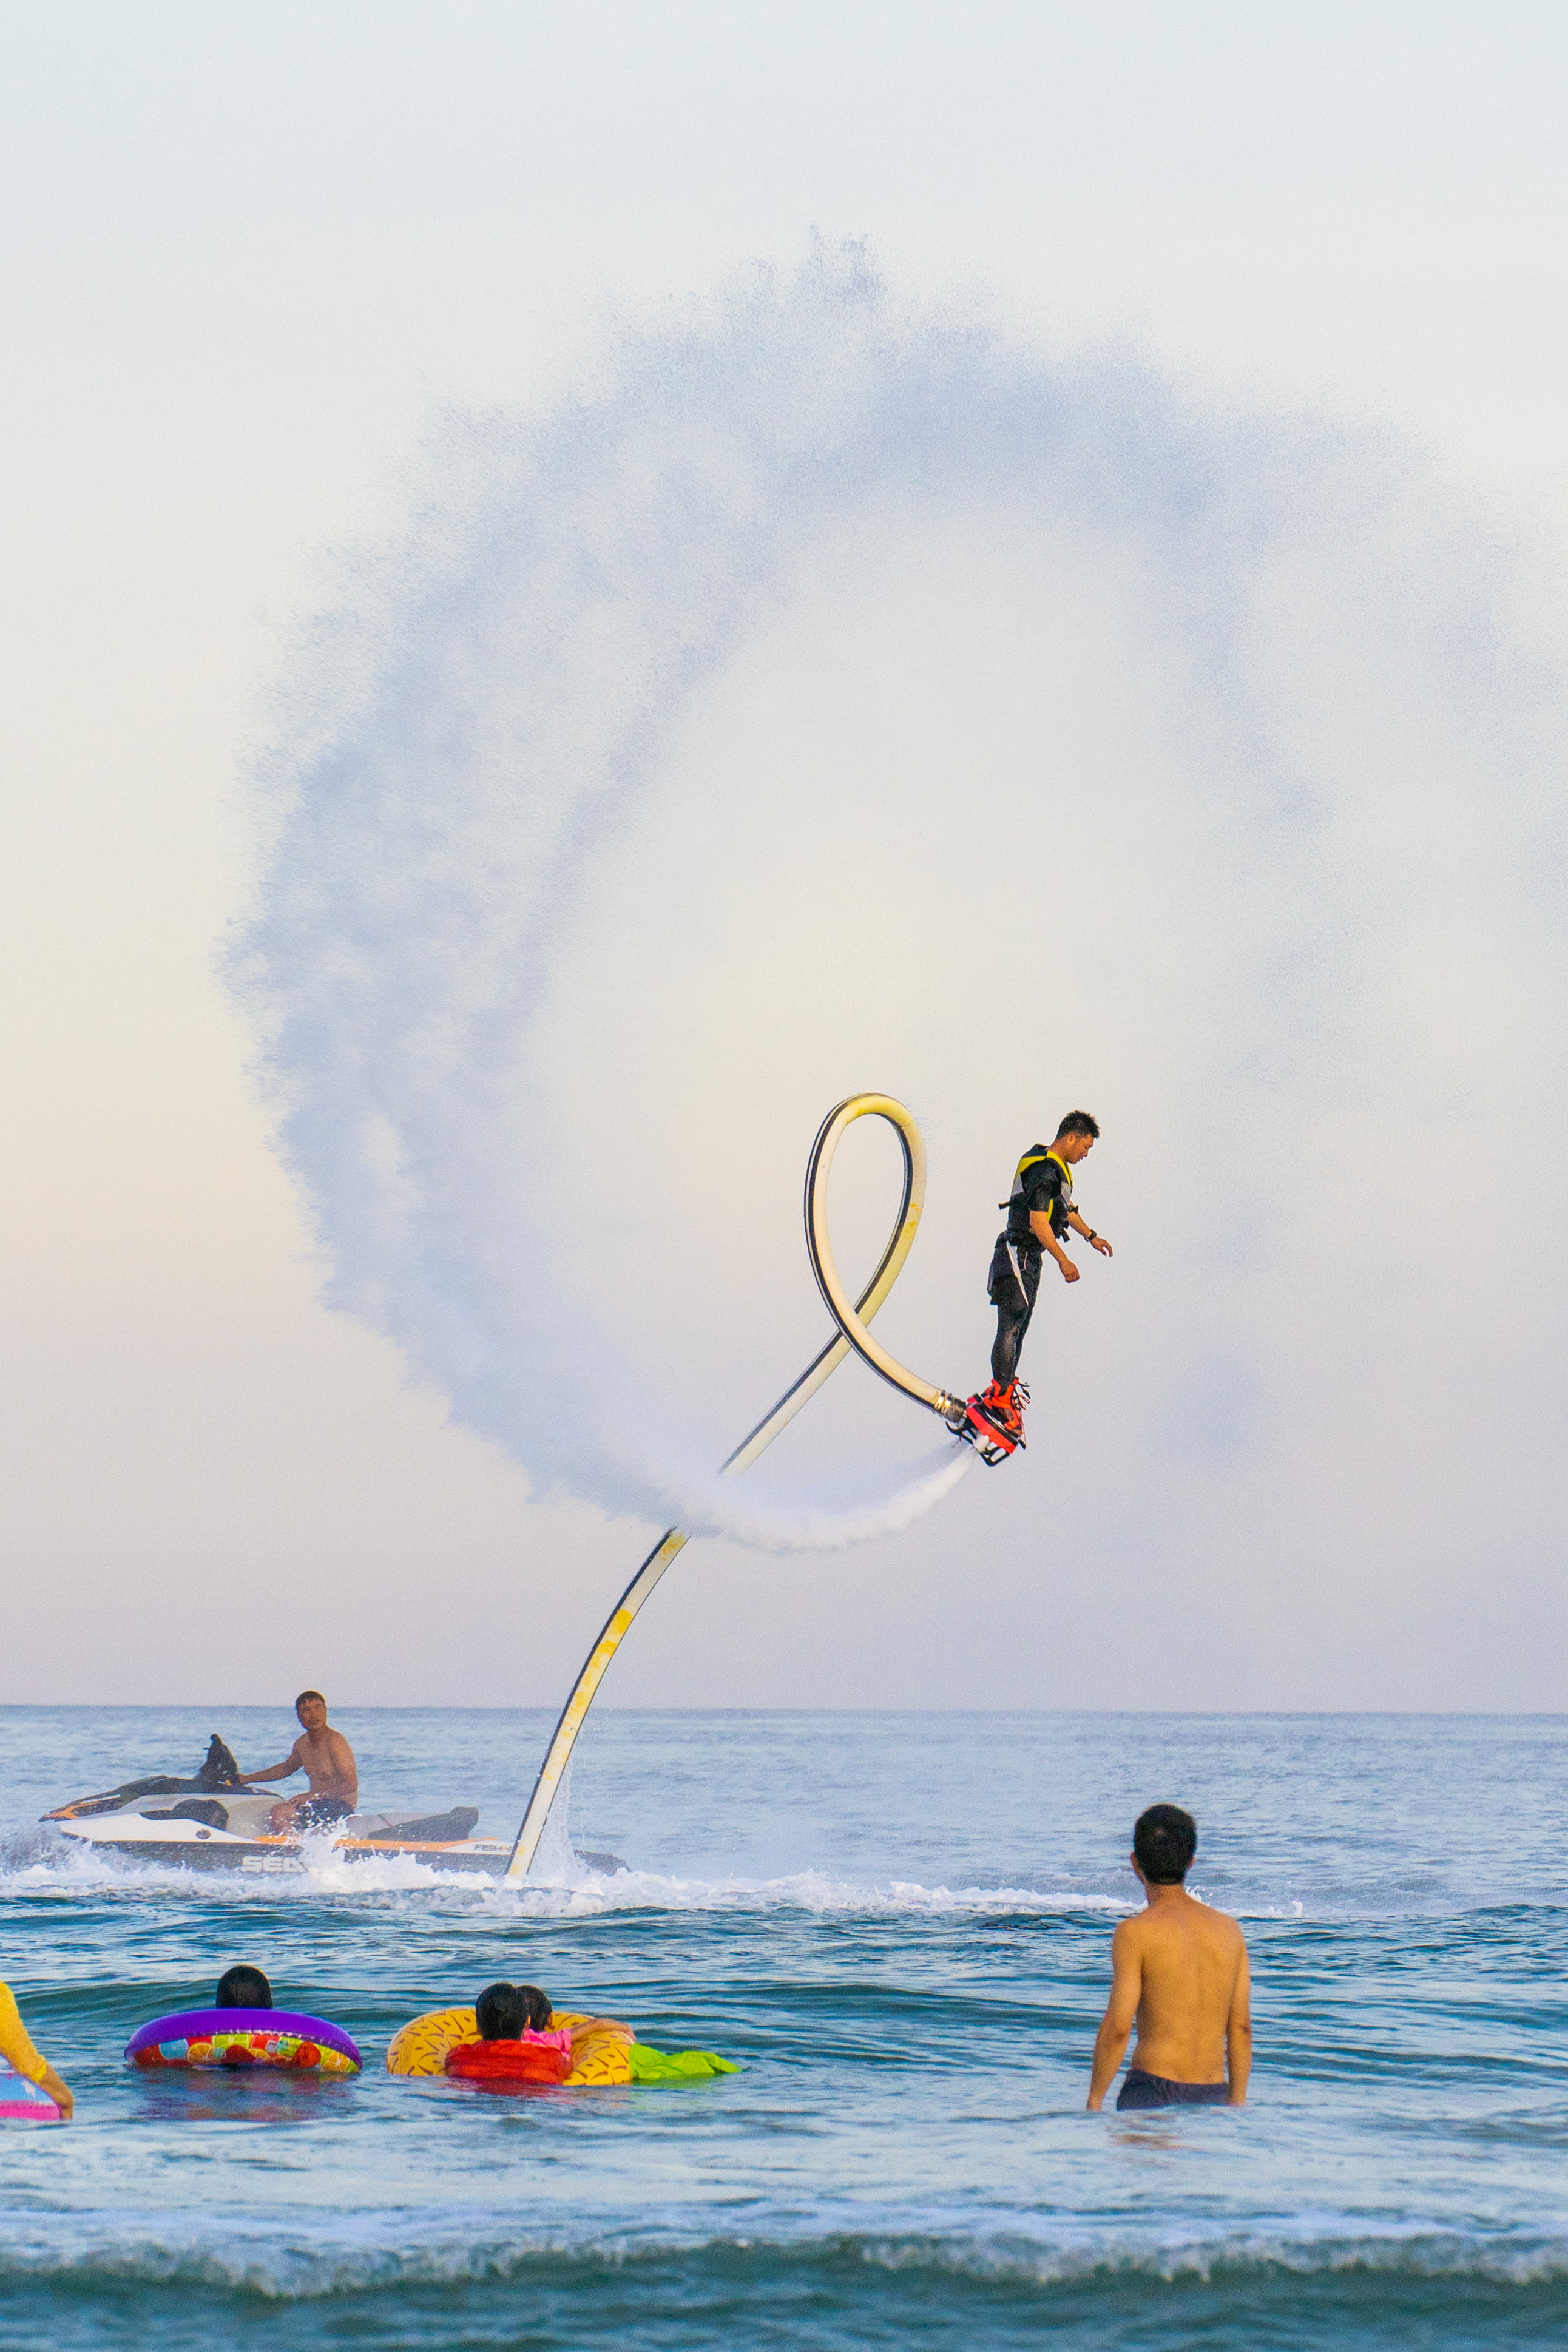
[2,1705,1567,2348]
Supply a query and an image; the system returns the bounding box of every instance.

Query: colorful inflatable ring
[125,2008,361,2074]
[1,2055,61,2121]
[387,2007,634,2087]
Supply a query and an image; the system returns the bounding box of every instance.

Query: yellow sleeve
[0,1981,49,2084]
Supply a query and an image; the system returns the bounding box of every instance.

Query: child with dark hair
[450,1981,631,2083]
[473,1981,556,2043]
[215,1965,273,2009]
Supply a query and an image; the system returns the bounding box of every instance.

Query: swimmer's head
[295,1690,327,1727]
[474,1981,553,2037]
[516,1984,552,2030]
[475,1982,529,2039]
[1132,1803,1197,1885]
[216,1965,274,2009]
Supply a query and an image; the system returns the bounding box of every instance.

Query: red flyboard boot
[960,1380,1026,1466]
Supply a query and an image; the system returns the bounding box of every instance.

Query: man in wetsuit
[973,1111,1112,1444]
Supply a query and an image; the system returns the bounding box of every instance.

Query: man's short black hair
[295,1689,325,1710]
[1133,1803,1197,1884]
[216,1964,273,2009]
[1055,1111,1100,1141]
[475,1981,530,2039]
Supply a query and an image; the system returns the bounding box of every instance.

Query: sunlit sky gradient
[4,2,1567,1709]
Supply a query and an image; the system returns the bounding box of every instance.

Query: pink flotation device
[0,2056,61,2121]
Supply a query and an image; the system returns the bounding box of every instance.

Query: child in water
[473,1980,631,2069]
[215,1965,273,2008]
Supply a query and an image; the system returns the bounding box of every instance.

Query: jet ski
[43,1737,621,1877]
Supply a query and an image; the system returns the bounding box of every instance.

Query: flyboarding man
[970,1111,1112,1450]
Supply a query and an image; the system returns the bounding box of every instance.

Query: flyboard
[506,1092,1012,1881]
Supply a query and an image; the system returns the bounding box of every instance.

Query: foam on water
[10,2217,1568,2296]
[0,1835,1127,1919]
[0,1837,1324,1925]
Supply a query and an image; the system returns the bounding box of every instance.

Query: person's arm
[1065,1209,1112,1258]
[1225,1941,1252,2107]
[568,2015,634,2053]
[1086,1924,1142,2110]
[237,1740,303,1786]
[37,2061,73,2118]
[1029,1208,1080,1282]
[0,1984,72,2118]
[325,1731,359,1803]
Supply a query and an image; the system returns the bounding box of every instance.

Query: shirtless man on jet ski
[237,1691,359,1834]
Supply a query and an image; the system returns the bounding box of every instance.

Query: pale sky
[4,2,1567,1711]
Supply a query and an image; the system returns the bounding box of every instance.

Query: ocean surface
[3,1705,1568,2348]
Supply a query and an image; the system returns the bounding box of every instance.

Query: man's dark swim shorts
[1116,2069,1230,2111]
[294,1794,355,1830]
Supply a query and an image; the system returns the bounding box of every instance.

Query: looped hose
[505,1092,956,1879]
[804,1094,964,1423]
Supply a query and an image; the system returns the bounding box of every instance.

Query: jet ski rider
[973,1112,1112,1445]
[235,1691,359,1836]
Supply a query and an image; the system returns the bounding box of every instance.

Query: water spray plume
[232,242,1567,1617]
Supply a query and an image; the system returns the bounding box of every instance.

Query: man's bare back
[1087,1804,1251,2112]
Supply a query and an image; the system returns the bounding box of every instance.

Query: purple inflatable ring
[125,2009,362,2073]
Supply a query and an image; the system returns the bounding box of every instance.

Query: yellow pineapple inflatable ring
[387,2007,633,2087]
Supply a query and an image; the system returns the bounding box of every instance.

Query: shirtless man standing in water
[1086,1803,1251,2111]
[238,1691,359,1835]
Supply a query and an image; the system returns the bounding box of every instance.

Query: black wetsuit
[988,1147,1074,1387]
